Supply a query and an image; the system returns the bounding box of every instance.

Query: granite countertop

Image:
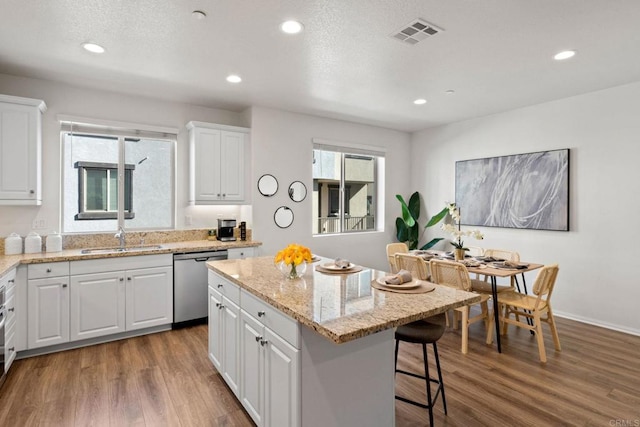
[207,256,481,344]
[0,240,261,277]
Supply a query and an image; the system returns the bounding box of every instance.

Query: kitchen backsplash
[0,228,252,255]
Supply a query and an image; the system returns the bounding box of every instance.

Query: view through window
[62,126,175,233]
[312,145,382,235]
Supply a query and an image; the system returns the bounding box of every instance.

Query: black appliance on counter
[217,218,237,241]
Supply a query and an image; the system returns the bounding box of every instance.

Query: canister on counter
[24,231,42,253]
[240,221,247,241]
[4,232,23,255]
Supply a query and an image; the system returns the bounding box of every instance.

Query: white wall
[250,107,411,270]
[412,81,640,335]
[0,73,249,236]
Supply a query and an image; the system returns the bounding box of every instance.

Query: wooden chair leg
[485,308,494,345]
[480,301,489,329]
[534,312,547,363]
[501,304,510,336]
[546,306,562,351]
[461,307,469,354]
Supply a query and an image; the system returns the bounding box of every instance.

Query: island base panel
[300,327,395,427]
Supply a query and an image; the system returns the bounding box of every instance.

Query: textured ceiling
[1,0,640,131]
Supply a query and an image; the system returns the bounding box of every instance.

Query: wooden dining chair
[487,264,561,363]
[395,253,430,280]
[386,242,408,273]
[429,259,491,354]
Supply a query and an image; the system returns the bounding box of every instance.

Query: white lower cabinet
[27,276,70,348]
[26,255,173,350]
[240,307,300,427]
[2,268,18,371]
[70,271,126,341]
[208,278,241,398]
[125,266,173,331]
[208,269,300,427]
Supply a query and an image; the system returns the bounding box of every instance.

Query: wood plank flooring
[1,316,639,426]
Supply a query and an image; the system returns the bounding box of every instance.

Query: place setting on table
[371,269,437,294]
[315,257,364,274]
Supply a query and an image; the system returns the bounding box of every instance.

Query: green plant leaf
[419,237,444,250]
[425,207,448,228]
[408,191,420,221]
[396,194,415,227]
[396,217,408,242]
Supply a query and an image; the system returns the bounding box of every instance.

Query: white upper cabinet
[0,94,47,205]
[187,121,249,204]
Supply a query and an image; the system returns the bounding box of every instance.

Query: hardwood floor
[1,317,639,426]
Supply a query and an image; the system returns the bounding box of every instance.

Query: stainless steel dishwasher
[173,250,228,326]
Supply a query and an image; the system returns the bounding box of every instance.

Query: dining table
[410,250,543,353]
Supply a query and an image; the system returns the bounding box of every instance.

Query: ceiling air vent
[391,18,443,45]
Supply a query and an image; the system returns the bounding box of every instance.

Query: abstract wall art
[455,149,569,231]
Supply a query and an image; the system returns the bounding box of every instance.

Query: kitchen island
[207,256,480,427]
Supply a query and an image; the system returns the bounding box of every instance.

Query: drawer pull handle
[255,335,263,342]
[46,268,52,273]
[119,277,124,281]
[260,339,268,346]
[62,283,68,288]
[218,304,225,310]
[8,279,14,283]
[215,303,221,308]
[217,284,223,288]
[8,347,15,352]
[8,307,15,312]
[127,277,132,281]
[257,311,266,317]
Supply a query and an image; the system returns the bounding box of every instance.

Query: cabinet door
[27,277,69,348]
[227,247,255,260]
[264,328,300,427]
[125,266,173,330]
[220,131,245,201]
[70,271,126,341]
[0,101,41,204]
[208,286,223,371]
[193,128,222,202]
[240,310,265,426]
[222,298,241,398]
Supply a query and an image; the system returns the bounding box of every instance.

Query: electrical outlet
[32,219,46,229]
[185,215,192,226]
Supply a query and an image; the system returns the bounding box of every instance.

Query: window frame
[74,161,135,220]
[312,139,385,236]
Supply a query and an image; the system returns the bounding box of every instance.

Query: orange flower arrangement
[274,243,312,279]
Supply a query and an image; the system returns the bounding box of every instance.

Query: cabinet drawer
[5,293,16,328]
[208,270,240,305]
[28,262,70,279]
[1,268,16,289]
[241,290,299,348]
[227,247,255,259]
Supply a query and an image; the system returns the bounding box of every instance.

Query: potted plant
[440,202,484,260]
[395,191,448,250]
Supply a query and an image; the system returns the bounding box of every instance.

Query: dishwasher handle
[173,251,228,261]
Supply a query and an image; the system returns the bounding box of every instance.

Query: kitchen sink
[80,245,164,254]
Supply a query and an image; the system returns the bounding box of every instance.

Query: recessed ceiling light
[554,50,576,60]
[445,89,455,95]
[226,74,242,83]
[192,10,207,20]
[281,20,304,34]
[82,43,105,54]
[413,98,427,105]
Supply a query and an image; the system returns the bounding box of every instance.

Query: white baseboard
[554,310,640,337]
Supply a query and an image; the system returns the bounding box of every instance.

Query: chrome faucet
[115,226,126,249]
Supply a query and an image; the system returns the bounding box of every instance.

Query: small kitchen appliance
[217,219,237,241]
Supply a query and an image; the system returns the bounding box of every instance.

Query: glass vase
[276,261,307,280]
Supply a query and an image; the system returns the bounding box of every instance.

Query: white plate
[376,277,421,289]
[322,262,355,271]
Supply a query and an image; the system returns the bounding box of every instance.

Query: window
[75,161,134,220]
[60,119,176,233]
[312,140,384,235]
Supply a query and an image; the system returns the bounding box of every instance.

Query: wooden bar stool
[394,313,447,426]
